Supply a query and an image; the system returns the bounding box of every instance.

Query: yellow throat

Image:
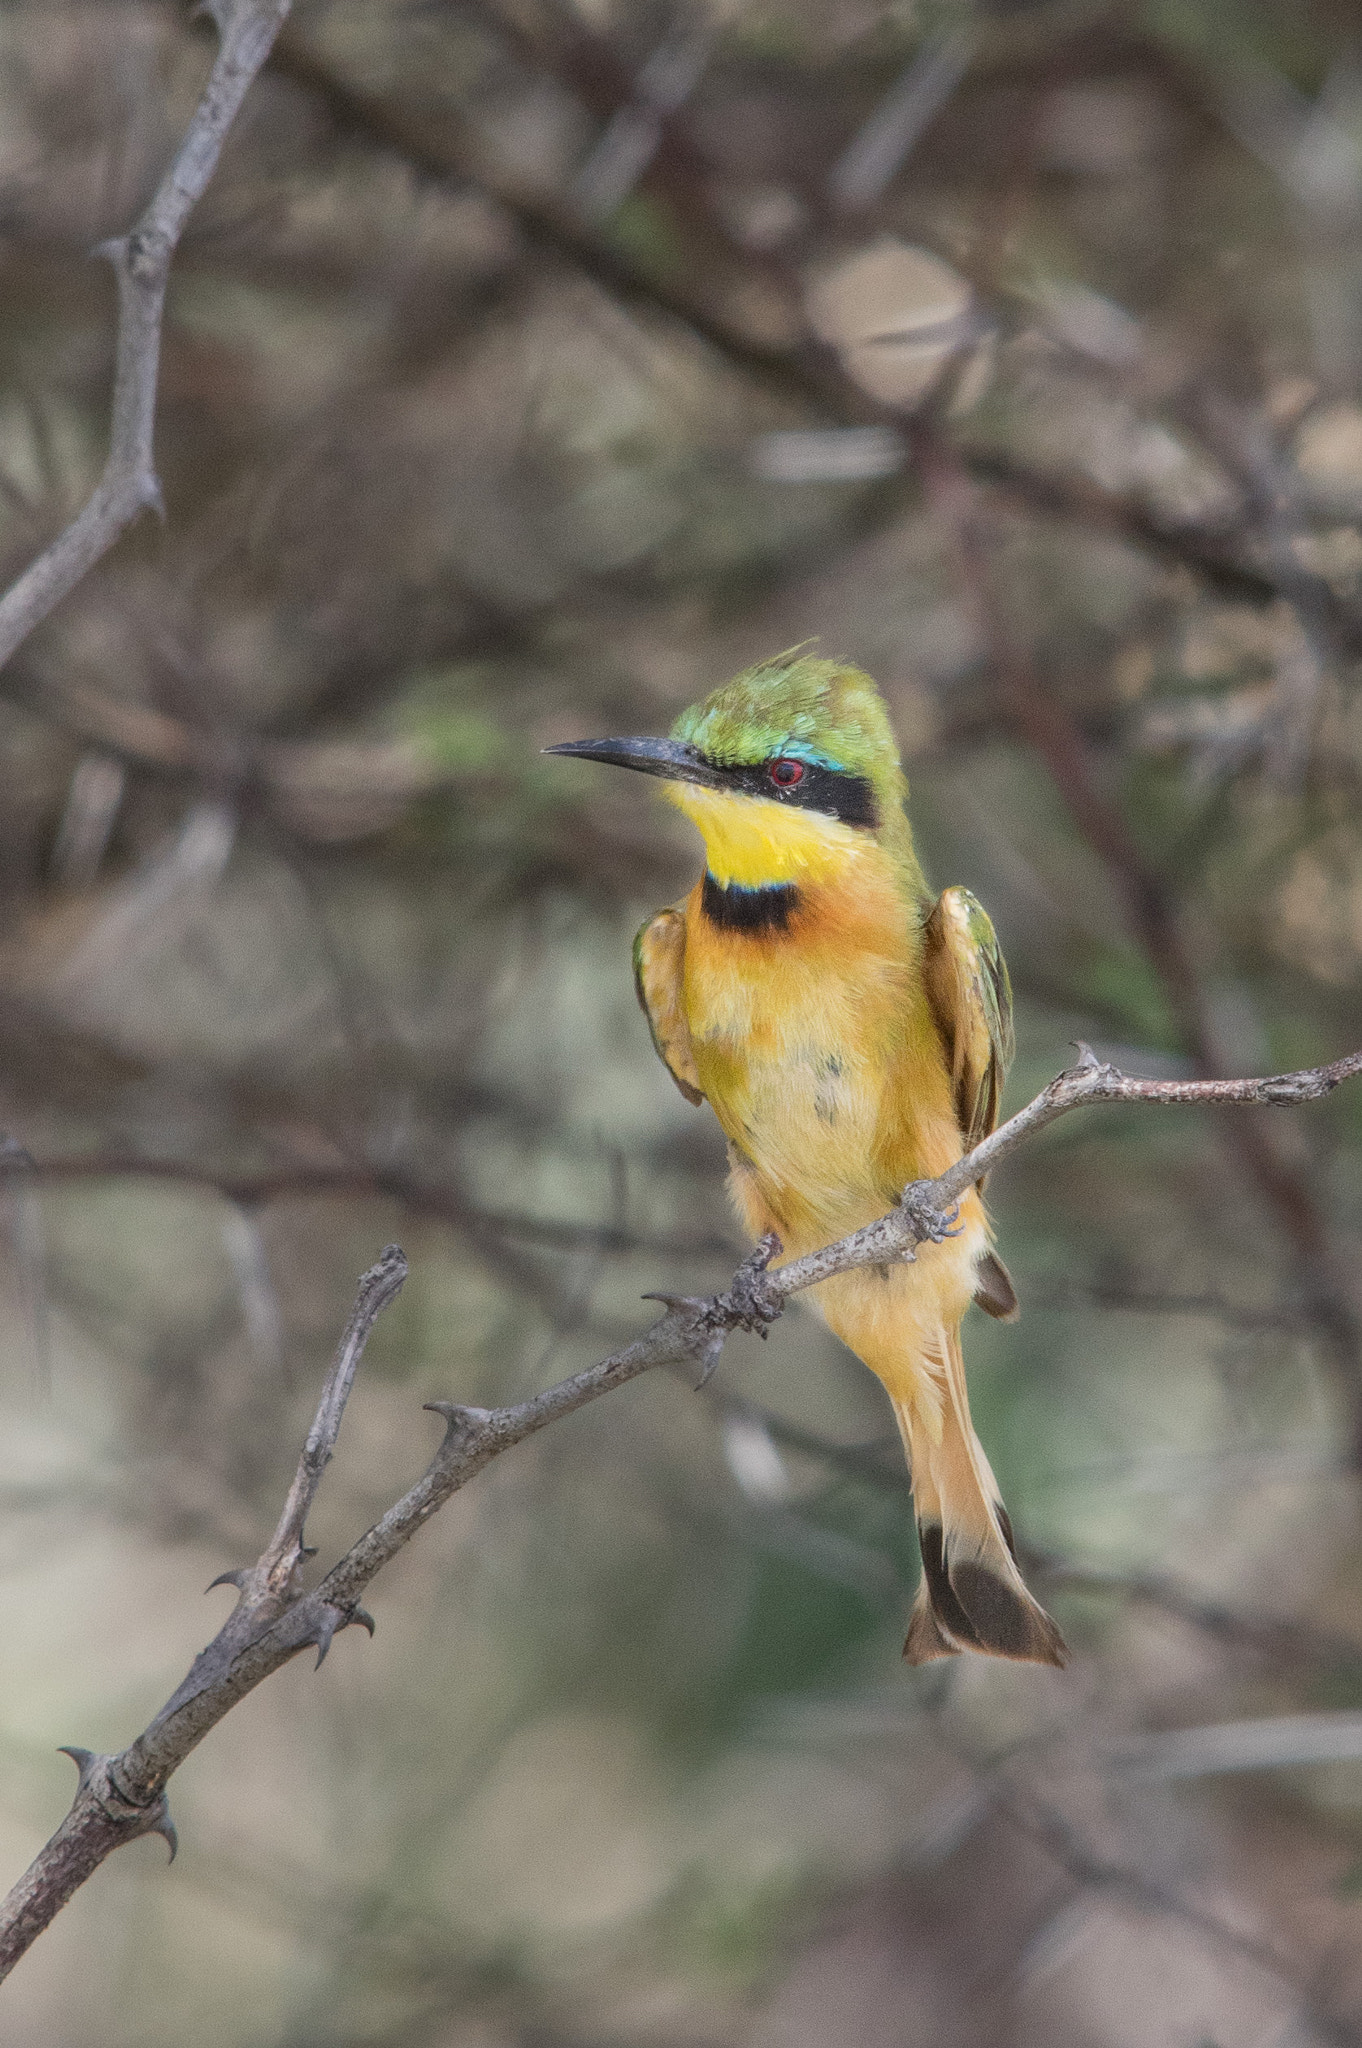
[667,781,878,889]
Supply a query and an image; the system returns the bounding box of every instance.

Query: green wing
[923,887,1017,1319]
[922,886,1014,1153]
[633,909,705,1106]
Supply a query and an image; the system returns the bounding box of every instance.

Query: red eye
[769,758,805,789]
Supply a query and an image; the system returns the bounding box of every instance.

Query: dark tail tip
[952,1560,1069,1666]
[911,1521,1069,1668]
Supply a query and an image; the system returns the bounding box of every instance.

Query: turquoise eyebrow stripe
[775,740,847,770]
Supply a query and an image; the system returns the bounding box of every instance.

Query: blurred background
[3,0,1362,2041]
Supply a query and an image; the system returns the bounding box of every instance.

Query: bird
[549,650,1067,1667]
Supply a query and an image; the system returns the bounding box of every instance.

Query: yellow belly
[680,869,954,1218]
[677,861,986,1423]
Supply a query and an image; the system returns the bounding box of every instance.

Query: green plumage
[670,648,924,886]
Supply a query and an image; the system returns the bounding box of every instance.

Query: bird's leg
[898,1181,963,1247]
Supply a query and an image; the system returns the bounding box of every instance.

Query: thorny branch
[0,0,294,677]
[2,1041,1361,1980]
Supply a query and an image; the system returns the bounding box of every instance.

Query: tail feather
[894,1329,1067,1669]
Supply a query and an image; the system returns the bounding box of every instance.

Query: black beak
[544,736,725,788]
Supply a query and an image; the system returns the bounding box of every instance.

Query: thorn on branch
[423,1400,495,1444]
[310,1608,341,1668]
[690,1335,724,1390]
[57,1748,177,1861]
[57,1746,99,1792]
[308,1599,375,1669]
[205,1568,250,1594]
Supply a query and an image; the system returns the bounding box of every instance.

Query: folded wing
[633,909,705,1106]
[922,886,1018,1321]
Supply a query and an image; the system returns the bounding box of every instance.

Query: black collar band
[701,873,800,932]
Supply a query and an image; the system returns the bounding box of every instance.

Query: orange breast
[678,857,962,1250]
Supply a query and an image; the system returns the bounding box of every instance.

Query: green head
[672,650,907,816]
[549,650,921,891]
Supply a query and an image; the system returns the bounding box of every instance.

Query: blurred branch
[829,25,978,212]
[4,1041,1362,1976]
[1036,1556,1362,1676]
[1026,1274,1318,1333]
[911,413,1362,1462]
[5,671,452,845]
[0,1152,703,1333]
[267,21,1311,631]
[267,22,808,400]
[1006,1786,1353,2040]
[0,0,293,676]
[1125,1709,1362,1780]
[698,1380,1362,1677]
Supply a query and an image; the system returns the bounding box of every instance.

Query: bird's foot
[722,1232,784,1338]
[644,1235,784,1390]
[898,1182,963,1246]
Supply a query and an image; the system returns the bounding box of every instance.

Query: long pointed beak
[544,736,725,788]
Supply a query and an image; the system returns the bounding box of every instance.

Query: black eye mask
[724,757,878,828]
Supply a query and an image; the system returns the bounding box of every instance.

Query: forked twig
[1,1042,1360,1979]
[0,0,293,677]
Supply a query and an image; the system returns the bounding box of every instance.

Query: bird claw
[646,1235,784,1390]
[722,1232,784,1336]
[898,1182,963,1246]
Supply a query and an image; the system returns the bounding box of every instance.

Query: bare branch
[0,0,293,677]
[0,1242,406,1980]
[2,1042,1360,1981]
[247,1244,408,1623]
[766,1042,1362,1300]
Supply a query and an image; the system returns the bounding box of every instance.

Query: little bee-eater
[551,651,1066,1667]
